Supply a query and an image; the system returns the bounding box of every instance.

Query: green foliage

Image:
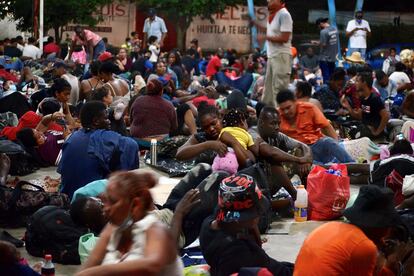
[0,0,111,39]
[136,0,244,26]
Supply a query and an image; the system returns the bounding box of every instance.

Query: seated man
[373,69,397,101]
[299,47,320,76]
[200,174,293,276]
[58,101,139,199]
[341,72,390,139]
[276,89,354,164]
[257,106,313,198]
[312,69,345,112]
[294,185,402,275]
[295,81,323,111]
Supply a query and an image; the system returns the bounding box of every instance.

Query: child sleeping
[212,108,255,174]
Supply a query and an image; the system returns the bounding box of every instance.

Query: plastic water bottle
[150,139,157,165]
[41,254,55,276]
[294,185,308,222]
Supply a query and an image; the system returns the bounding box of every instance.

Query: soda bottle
[294,185,308,222]
[41,254,55,276]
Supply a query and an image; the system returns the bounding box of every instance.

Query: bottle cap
[151,139,157,144]
[45,254,52,261]
[297,185,305,189]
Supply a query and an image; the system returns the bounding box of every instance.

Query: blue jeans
[319,61,336,84]
[311,137,355,164]
[348,48,366,60]
[93,40,106,60]
[215,72,254,96]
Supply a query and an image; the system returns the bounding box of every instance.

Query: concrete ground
[6,166,361,276]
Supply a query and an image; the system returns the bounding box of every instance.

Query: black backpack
[0,139,39,176]
[25,206,88,265]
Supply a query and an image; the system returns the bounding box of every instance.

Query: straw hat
[345,52,365,64]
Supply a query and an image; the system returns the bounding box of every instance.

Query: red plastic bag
[307,164,350,221]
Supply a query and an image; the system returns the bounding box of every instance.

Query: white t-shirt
[149,44,160,63]
[346,19,371,49]
[389,71,411,87]
[266,8,293,57]
[62,73,80,106]
[143,16,168,42]
[22,44,42,59]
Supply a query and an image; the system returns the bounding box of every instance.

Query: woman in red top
[1,99,63,141]
[130,79,177,146]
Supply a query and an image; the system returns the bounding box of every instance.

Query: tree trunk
[54,26,60,43]
[176,17,190,51]
[176,26,186,51]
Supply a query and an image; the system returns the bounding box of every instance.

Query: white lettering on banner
[186,5,268,53]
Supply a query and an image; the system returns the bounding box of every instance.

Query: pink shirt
[72,30,101,47]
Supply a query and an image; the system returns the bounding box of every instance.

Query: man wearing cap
[200,173,294,276]
[294,185,401,275]
[316,17,339,83]
[251,0,293,108]
[346,10,371,60]
[142,8,168,49]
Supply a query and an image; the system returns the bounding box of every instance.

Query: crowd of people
[1,0,414,275]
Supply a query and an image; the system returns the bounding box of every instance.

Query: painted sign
[61,2,136,46]
[186,5,268,53]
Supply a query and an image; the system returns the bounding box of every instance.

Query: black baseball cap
[316,17,329,25]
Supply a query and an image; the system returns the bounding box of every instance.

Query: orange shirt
[279,101,329,145]
[294,222,378,276]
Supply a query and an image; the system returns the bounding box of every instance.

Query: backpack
[25,205,88,265]
[0,181,70,228]
[0,139,39,176]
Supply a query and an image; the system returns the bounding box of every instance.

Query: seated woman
[115,48,132,73]
[58,101,138,199]
[89,87,127,136]
[176,103,254,166]
[130,79,177,147]
[80,61,103,102]
[167,51,185,88]
[99,61,129,98]
[147,61,177,86]
[37,78,72,115]
[76,171,183,276]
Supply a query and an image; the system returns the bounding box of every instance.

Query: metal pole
[327,0,341,60]
[247,0,259,50]
[39,0,44,51]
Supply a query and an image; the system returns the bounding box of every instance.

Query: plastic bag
[307,164,350,220]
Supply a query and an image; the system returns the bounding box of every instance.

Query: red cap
[98,51,113,62]
[45,254,52,261]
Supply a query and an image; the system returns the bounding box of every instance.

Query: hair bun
[147,79,163,95]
